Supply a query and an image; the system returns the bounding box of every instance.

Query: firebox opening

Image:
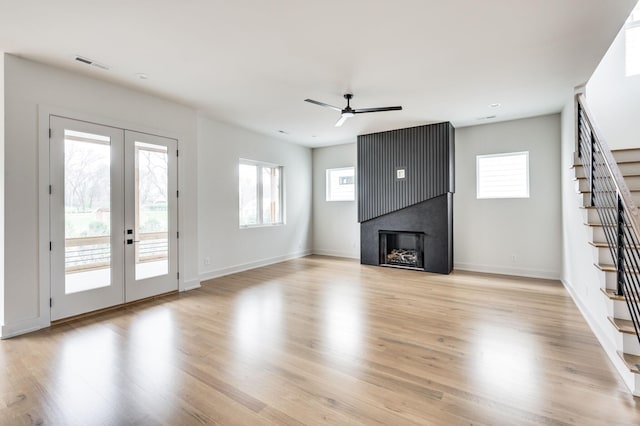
[379,231,425,270]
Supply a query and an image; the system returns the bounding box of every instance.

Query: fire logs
[386,249,418,266]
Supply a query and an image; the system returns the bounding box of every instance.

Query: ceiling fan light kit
[305,93,402,127]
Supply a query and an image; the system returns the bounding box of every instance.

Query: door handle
[126,239,140,244]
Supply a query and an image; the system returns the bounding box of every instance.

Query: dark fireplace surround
[357,123,454,274]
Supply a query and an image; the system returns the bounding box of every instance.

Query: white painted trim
[37,105,52,329]
[312,249,360,260]
[561,279,615,351]
[1,316,49,339]
[200,249,312,282]
[454,262,560,280]
[182,280,201,291]
[561,278,637,395]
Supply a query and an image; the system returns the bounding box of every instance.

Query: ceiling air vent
[74,55,109,70]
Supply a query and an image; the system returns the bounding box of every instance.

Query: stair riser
[602,270,619,291]
[579,192,640,208]
[577,176,640,192]
[589,227,609,244]
[612,150,640,163]
[574,162,640,178]
[594,246,615,265]
[585,208,601,223]
[609,299,632,321]
[573,150,640,165]
[614,332,640,356]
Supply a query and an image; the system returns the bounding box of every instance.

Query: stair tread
[589,241,640,249]
[612,148,640,153]
[599,287,640,302]
[580,205,608,210]
[576,170,640,175]
[600,287,626,300]
[580,189,640,194]
[608,316,637,334]
[573,159,640,167]
[596,263,614,272]
[617,351,640,374]
[596,263,640,274]
[583,222,634,228]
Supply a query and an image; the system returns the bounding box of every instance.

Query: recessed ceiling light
[136,73,149,80]
[489,103,501,108]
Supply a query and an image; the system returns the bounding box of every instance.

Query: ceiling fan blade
[305,99,342,112]
[335,115,350,127]
[353,106,403,114]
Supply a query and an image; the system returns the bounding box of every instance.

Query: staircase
[573,94,640,394]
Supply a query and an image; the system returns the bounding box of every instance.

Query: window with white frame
[326,167,355,201]
[476,152,529,199]
[626,2,640,77]
[239,159,283,226]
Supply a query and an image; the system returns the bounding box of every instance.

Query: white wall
[0,53,4,327]
[197,115,312,280]
[586,26,640,149]
[312,143,360,258]
[3,54,199,336]
[454,114,562,279]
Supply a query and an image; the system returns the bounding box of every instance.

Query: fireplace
[358,122,454,274]
[379,231,424,270]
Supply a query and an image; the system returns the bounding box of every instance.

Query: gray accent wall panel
[357,122,454,222]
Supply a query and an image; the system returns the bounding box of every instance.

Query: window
[476,152,529,199]
[239,160,283,226]
[626,2,640,77]
[326,167,355,201]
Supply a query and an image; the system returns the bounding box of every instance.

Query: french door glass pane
[135,141,169,280]
[64,130,111,294]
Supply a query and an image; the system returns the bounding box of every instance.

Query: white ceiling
[0,0,636,147]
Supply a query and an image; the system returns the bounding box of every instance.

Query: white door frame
[37,106,184,326]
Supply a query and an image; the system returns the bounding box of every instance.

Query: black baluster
[617,195,625,297]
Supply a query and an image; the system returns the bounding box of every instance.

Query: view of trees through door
[63,133,170,292]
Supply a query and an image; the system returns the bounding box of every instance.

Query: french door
[49,116,178,321]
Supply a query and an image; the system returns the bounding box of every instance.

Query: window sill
[239,223,285,229]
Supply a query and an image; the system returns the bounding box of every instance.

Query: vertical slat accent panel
[357,122,454,222]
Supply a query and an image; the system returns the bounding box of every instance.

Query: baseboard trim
[200,249,313,282]
[561,279,614,351]
[454,262,560,280]
[560,278,636,394]
[182,279,201,291]
[312,249,360,260]
[2,316,50,339]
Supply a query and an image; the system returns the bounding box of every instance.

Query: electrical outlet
[511,254,517,263]
[204,257,211,266]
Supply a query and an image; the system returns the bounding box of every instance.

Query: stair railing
[576,93,640,345]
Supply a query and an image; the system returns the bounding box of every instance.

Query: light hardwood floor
[1,255,639,425]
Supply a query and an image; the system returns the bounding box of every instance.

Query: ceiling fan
[304,94,402,127]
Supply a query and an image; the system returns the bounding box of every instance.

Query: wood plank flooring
[1,255,639,425]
